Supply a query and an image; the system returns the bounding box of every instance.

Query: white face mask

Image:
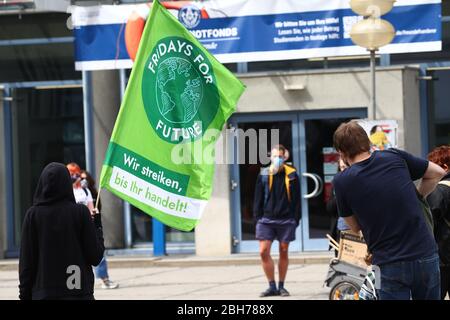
[271,156,284,170]
[80,179,88,189]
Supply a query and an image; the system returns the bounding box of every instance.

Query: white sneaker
[101,279,119,289]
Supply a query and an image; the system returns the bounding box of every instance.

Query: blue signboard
[71,0,442,70]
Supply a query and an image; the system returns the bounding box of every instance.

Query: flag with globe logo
[99,0,245,231]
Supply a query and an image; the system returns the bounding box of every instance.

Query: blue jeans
[94,256,109,280]
[378,253,441,300]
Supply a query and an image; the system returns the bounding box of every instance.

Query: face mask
[272,156,284,169]
[80,179,88,189]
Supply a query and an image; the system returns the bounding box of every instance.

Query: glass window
[0,13,80,82]
[443,1,450,17]
[248,59,324,72]
[12,87,84,247]
[131,206,153,243]
[0,42,80,83]
[247,55,384,73]
[223,63,238,73]
[130,207,196,244]
[0,12,72,40]
[427,69,450,149]
[166,227,195,243]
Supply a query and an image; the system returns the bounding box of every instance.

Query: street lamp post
[349,0,396,120]
[370,49,376,119]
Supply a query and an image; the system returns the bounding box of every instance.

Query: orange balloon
[124,2,210,61]
[125,11,146,61]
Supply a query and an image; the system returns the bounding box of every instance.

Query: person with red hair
[67,163,119,290]
[67,163,95,214]
[427,145,450,299]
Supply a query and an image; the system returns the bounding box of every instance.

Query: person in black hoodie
[19,162,105,300]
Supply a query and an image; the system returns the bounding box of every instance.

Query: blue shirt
[337,217,350,231]
[333,149,437,266]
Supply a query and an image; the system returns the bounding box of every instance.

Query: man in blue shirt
[332,121,445,300]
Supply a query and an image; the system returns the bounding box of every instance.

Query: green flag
[99,0,245,232]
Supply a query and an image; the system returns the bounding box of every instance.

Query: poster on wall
[70,0,442,70]
[357,120,399,151]
[323,147,340,203]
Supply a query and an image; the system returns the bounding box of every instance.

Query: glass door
[427,68,450,149]
[229,112,301,253]
[299,110,367,251]
[229,109,367,253]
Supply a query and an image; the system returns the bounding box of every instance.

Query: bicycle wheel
[329,281,360,300]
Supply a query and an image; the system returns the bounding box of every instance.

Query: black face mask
[71,175,79,183]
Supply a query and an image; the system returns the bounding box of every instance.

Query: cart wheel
[329,281,360,300]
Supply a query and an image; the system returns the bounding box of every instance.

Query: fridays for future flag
[99,0,245,231]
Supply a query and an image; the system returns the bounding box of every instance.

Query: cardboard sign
[338,231,368,269]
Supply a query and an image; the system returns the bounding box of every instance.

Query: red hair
[428,145,450,170]
[66,162,81,175]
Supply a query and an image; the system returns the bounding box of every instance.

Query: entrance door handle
[312,173,324,196]
[230,179,238,191]
[302,173,322,199]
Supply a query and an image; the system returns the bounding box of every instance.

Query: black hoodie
[19,162,105,300]
[427,172,450,266]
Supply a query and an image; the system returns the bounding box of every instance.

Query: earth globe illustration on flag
[156,57,203,124]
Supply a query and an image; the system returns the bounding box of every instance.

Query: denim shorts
[255,217,297,243]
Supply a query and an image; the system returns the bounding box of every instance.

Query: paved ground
[0,263,331,300]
